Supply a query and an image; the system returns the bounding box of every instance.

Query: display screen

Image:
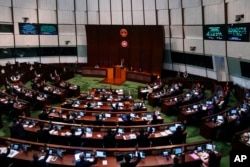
[240,61,250,78]
[39,24,58,35]
[19,23,38,35]
[203,24,226,40]
[227,23,250,41]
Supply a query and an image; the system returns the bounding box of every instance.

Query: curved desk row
[44,106,162,126]
[19,116,174,147]
[0,136,221,167]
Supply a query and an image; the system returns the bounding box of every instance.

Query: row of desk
[0,136,221,167]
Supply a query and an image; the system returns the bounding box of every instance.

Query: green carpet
[0,74,231,166]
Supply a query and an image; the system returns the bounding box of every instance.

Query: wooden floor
[100,78,126,85]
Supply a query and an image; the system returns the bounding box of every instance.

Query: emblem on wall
[121,40,128,47]
[120,28,128,37]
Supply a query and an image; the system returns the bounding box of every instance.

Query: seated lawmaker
[30,151,49,167]
[36,123,53,143]
[136,128,152,147]
[120,145,141,167]
[103,125,119,148]
[75,150,98,167]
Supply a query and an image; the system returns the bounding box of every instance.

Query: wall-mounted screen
[39,24,58,35]
[203,24,226,40]
[227,23,250,42]
[240,61,250,78]
[19,23,38,35]
[0,24,14,33]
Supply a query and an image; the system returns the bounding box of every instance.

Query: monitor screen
[130,113,135,118]
[13,144,19,150]
[147,127,156,133]
[231,109,237,115]
[86,127,92,133]
[39,24,58,35]
[146,114,152,119]
[174,148,182,155]
[163,151,169,157]
[193,105,198,109]
[203,24,227,40]
[97,102,103,106]
[227,23,250,42]
[96,151,106,158]
[169,126,177,132]
[79,112,84,116]
[217,115,223,121]
[197,146,203,152]
[118,102,124,107]
[135,151,146,158]
[206,144,216,151]
[85,152,92,158]
[19,23,38,35]
[57,149,63,158]
[48,149,53,155]
[105,113,111,118]
[118,128,124,134]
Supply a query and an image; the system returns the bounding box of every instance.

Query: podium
[114,65,122,79]
[114,65,126,81]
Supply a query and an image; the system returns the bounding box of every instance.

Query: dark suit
[9,120,26,139]
[120,153,141,167]
[75,157,98,167]
[0,148,11,167]
[36,124,53,143]
[30,152,49,167]
[103,128,118,148]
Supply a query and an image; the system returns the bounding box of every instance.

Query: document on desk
[0,147,7,153]
[102,160,108,165]
[7,149,19,158]
[189,153,200,160]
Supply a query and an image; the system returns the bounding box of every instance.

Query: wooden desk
[0,136,221,167]
[126,71,152,83]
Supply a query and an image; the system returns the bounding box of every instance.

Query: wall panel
[38,0,56,10]
[75,11,88,24]
[184,26,202,39]
[132,0,143,11]
[13,8,38,23]
[144,11,156,25]
[76,25,86,35]
[87,0,99,11]
[132,11,144,25]
[111,0,122,11]
[0,0,11,7]
[0,35,14,46]
[75,0,87,11]
[100,11,111,24]
[123,11,132,25]
[58,25,76,35]
[170,38,183,51]
[15,35,39,46]
[87,11,99,24]
[170,9,182,25]
[182,0,201,8]
[144,0,156,10]
[13,0,36,9]
[170,26,183,38]
[57,0,74,10]
[0,7,12,22]
[204,3,225,24]
[58,35,76,46]
[57,11,75,24]
[111,11,123,25]
[38,10,57,23]
[184,7,202,25]
[227,0,250,23]
[157,10,169,25]
[99,0,110,11]
[40,36,58,46]
[227,42,250,60]
[204,40,226,56]
[203,0,225,6]
[184,39,203,54]
[156,0,168,10]
[169,0,181,9]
